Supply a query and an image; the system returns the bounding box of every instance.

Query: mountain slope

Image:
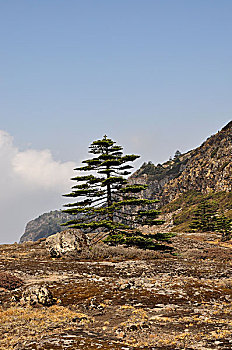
[161,121,231,203]
[132,121,232,232]
[20,121,231,242]
[20,211,72,243]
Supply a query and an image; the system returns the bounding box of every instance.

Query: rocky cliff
[130,121,231,203]
[161,121,232,203]
[20,121,231,242]
[20,211,71,243]
[130,153,191,200]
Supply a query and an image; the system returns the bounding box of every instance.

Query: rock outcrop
[21,285,54,306]
[129,154,190,200]
[130,121,232,204]
[20,210,74,243]
[45,229,89,258]
[161,120,232,203]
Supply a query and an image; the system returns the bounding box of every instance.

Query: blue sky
[0,1,231,243]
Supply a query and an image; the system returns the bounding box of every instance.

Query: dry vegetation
[0,233,232,349]
[0,272,24,290]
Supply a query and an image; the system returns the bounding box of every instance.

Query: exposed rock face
[45,229,89,258]
[21,285,54,306]
[130,121,232,205]
[130,155,190,200]
[20,210,73,243]
[161,121,232,203]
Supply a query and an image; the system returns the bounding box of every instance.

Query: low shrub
[72,244,164,261]
[0,272,24,290]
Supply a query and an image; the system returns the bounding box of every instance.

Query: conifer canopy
[63,136,173,249]
[189,201,232,240]
[189,202,217,232]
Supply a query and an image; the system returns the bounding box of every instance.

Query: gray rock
[45,229,89,258]
[20,210,75,243]
[21,285,54,306]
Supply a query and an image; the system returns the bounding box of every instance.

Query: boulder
[45,229,89,258]
[21,284,54,306]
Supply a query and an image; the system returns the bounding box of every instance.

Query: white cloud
[0,130,76,244]
[13,149,75,190]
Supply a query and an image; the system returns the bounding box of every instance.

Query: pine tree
[173,150,181,160]
[189,201,217,232]
[63,136,173,249]
[214,215,232,241]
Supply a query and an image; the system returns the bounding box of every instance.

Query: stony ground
[0,233,232,350]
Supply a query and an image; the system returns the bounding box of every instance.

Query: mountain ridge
[161,120,231,202]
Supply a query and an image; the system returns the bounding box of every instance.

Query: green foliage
[214,215,232,241]
[136,155,189,183]
[103,231,174,250]
[63,136,169,249]
[173,150,182,160]
[188,200,232,240]
[163,191,232,233]
[139,161,156,175]
[189,201,218,232]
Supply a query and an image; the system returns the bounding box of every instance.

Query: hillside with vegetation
[131,121,231,203]
[163,190,232,233]
[130,121,232,233]
[20,121,231,242]
[3,122,232,350]
[161,121,231,202]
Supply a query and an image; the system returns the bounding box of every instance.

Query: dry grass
[0,305,91,350]
[0,272,24,290]
[0,233,232,349]
[74,243,163,261]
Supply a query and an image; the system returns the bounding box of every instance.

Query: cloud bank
[0,130,76,244]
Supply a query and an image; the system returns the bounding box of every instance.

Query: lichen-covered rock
[45,229,89,258]
[21,285,54,306]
